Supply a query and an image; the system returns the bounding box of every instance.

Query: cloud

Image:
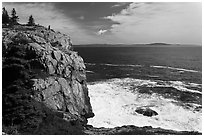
[78,16,85,20]
[97,29,107,35]
[105,2,202,44]
[111,2,130,8]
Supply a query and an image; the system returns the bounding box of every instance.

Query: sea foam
[85,62,142,67]
[85,63,200,74]
[87,78,202,132]
[150,65,200,73]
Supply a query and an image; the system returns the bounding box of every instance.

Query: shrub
[27,15,35,26]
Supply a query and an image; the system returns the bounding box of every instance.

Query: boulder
[52,50,61,61]
[47,63,56,74]
[44,30,72,50]
[28,42,44,51]
[31,35,46,44]
[135,107,158,117]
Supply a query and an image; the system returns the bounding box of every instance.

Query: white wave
[85,63,142,67]
[85,63,96,66]
[150,65,200,73]
[87,78,202,132]
[86,70,94,73]
[112,78,202,95]
[187,82,202,87]
[167,81,202,94]
[147,75,160,78]
[102,63,142,67]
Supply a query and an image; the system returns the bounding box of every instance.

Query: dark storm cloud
[53,2,130,30]
[54,2,129,20]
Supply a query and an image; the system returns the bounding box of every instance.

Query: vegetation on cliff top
[2,7,36,27]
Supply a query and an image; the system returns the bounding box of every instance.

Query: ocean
[75,46,202,132]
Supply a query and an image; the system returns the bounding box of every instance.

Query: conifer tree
[2,7,10,24]
[27,15,35,26]
[10,8,19,25]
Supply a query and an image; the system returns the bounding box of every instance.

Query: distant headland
[146,43,172,45]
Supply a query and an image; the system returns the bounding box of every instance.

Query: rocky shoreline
[2,25,201,135]
[84,125,201,135]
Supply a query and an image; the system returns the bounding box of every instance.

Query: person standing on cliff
[68,37,74,50]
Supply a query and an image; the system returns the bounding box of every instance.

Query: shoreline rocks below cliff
[135,107,158,117]
[84,125,201,135]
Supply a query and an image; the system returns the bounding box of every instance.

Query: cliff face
[2,25,94,126]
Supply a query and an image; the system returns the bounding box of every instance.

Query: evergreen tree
[2,7,10,24]
[10,8,19,25]
[27,15,35,26]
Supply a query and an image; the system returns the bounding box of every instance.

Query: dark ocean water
[75,46,201,83]
[75,46,202,131]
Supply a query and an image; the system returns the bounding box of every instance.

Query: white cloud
[97,29,107,35]
[111,2,129,8]
[78,16,85,20]
[105,2,202,44]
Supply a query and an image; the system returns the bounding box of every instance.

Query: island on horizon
[73,43,201,47]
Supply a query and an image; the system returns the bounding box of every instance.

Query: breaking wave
[115,78,202,95]
[85,63,200,74]
[150,65,200,73]
[85,63,96,66]
[87,78,202,132]
[85,63,142,67]
[86,70,94,73]
[102,63,142,67]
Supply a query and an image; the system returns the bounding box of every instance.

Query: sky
[2,2,202,45]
